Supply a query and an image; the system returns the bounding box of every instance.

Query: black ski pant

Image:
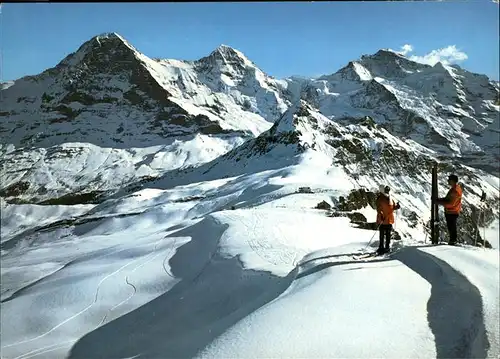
[445,213,459,244]
[378,224,392,250]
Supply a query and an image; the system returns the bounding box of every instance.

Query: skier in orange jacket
[376,185,400,254]
[435,174,463,245]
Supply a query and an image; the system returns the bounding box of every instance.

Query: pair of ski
[353,242,463,261]
[352,248,399,261]
[431,242,464,247]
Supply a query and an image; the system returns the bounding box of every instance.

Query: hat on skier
[448,174,458,183]
[379,185,390,193]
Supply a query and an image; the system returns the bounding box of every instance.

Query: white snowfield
[1,165,499,359]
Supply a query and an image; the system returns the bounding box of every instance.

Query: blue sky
[2,1,499,81]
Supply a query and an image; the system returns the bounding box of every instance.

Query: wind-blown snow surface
[1,164,499,359]
[0,198,94,245]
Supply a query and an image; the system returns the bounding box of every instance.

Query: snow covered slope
[138,101,498,248]
[0,135,244,204]
[1,167,498,358]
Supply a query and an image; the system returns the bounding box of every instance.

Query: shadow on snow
[69,225,490,359]
[299,245,490,359]
[68,216,297,359]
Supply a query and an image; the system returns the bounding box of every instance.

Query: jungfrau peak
[359,49,431,78]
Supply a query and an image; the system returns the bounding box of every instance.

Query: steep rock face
[195,45,289,120]
[1,34,234,149]
[318,61,373,84]
[149,44,291,137]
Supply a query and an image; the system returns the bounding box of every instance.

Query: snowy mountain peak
[365,49,422,65]
[433,61,451,72]
[430,61,458,79]
[373,48,407,59]
[432,61,446,69]
[94,32,121,40]
[359,49,430,78]
[319,48,429,83]
[58,32,139,69]
[93,32,139,51]
[215,44,248,60]
[214,44,241,55]
[198,44,253,69]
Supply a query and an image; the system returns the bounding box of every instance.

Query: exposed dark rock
[61,91,95,106]
[329,211,368,224]
[173,195,206,203]
[0,181,30,197]
[337,189,377,211]
[37,191,108,205]
[315,200,331,210]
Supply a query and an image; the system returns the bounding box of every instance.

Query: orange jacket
[438,184,463,214]
[376,194,400,225]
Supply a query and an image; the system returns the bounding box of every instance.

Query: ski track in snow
[1,244,124,303]
[3,249,145,349]
[231,209,298,268]
[1,196,499,358]
[9,243,178,359]
[98,235,171,327]
[1,231,182,359]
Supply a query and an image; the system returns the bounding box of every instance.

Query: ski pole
[364,222,382,251]
[475,208,479,247]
